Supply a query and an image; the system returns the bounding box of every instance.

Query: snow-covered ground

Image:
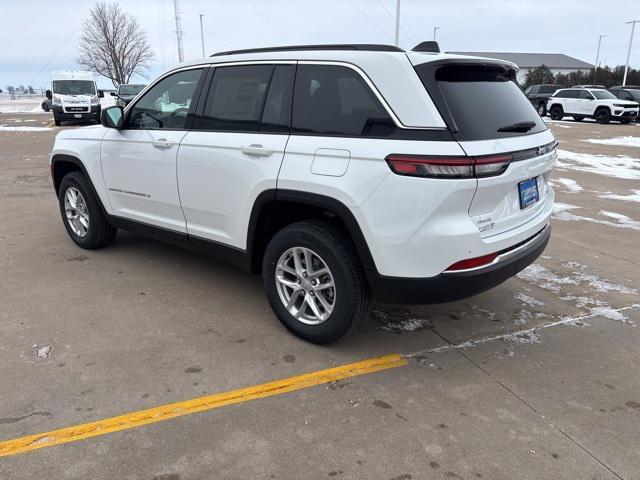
[583,136,640,148]
[599,190,640,203]
[552,202,640,231]
[556,149,640,180]
[0,93,115,114]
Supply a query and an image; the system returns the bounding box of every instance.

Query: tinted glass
[538,85,558,94]
[418,64,546,141]
[292,64,395,136]
[198,65,273,131]
[592,90,616,100]
[628,90,640,100]
[128,68,202,130]
[564,90,580,99]
[260,65,294,132]
[578,90,594,99]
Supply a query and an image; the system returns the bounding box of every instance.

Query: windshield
[592,90,616,100]
[52,80,96,96]
[118,84,145,96]
[415,63,546,141]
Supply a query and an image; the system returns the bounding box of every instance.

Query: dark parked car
[524,84,561,116]
[572,84,606,89]
[111,84,146,107]
[609,87,640,121]
[41,97,52,112]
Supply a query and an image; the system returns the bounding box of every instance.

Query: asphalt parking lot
[1,113,639,479]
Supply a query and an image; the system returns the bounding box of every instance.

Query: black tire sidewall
[537,103,546,116]
[58,173,106,249]
[550,106,563,120]
[262,225,361,344]
[596,109,610,124]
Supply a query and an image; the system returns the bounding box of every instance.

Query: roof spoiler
[412,41,440,53]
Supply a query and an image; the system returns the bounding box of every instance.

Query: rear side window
[415,63,546,141]
[578,90,594,99]
[292,64,395,136]
[538,85,557,94]
[198,65,273,131]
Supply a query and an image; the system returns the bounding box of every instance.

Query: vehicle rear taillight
[386,153,513,179]
[445,252,498,271]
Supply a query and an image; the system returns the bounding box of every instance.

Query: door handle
[151,138,175,149]
[241,144,274,157]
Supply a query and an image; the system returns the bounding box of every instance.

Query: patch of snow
[517,263,579,292]
[583,136,640,148]
[0,125,52,132]
[552,202,640,232]
[373,307,433,333]
[35,345,52,359]
[556,149,640,180]
[544,119,572,128]
[589,306,629,323]
[514,292,545,307]
[553,177,583,193]
[599,190,640,203]
[504,330,543,344]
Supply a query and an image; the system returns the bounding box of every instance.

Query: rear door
[177,63,293,248]
[413,61,556,238]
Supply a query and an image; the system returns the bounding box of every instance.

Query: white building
[449,52,594,84]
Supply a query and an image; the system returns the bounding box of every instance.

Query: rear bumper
[367,224,550,304]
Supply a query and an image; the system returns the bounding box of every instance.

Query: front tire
[42,103,50,112]
[537,102,547,117]
[262,220,372,344]
[595,108,611,124]
[549,105,563,120]
[58,172,117,249]
[54,114,61,127]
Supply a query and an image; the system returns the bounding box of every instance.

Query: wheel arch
[51,154,111,220]
[247,189,378,278]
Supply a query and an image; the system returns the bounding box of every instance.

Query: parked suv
[50,44,556,343]
[524,84,561,116]
[547,88,639,123]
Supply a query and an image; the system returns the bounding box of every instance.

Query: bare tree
[77,1,153,87]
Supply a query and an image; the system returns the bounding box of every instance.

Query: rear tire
[549,105,563,120]
[262,220,372,344]
[42,103,50,112]
[58,172,117,249]
[537,102,547,117]
[595,108,611,124]
[573,115,584,122]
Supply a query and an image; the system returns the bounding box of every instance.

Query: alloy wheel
[64,187,89,237]
[275,247,336,325]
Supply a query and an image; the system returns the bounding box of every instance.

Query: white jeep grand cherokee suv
[547,87,639,124]
[50,43,556,343]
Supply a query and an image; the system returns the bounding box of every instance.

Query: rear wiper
[497,121,537,133]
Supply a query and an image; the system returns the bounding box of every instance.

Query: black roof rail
[211,44,404,57]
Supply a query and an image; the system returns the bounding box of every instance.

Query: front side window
[292,64,395,136]
[127,68,203,130]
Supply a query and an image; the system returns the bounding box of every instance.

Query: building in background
[449,52,594,84]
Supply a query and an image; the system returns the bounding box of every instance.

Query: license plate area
[73,114,82,118]
[518,177,539,209]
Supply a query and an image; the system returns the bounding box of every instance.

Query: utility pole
[394,0,401,47]
[594,35,606,83]
[199,14,205,57]
[623,20,639,86]
[173,0,184,63]
[433,26,440,41]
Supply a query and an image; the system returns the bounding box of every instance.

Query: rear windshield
[415,63,547,141]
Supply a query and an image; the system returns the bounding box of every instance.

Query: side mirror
[97,90,104,98]
[101,106,124,129]
[45,89,52,100]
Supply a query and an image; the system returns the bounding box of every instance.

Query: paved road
[1,114,639,479]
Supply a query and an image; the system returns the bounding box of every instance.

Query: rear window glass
[415,63,547,141]
[538,85,558,94]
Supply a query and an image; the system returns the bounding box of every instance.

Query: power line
[376,0,418,44]
[346,0,394,42]
[244,0,288,43]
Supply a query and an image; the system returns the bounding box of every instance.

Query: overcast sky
[1,0,638,88]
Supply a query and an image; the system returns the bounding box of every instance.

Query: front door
[101,67,205,232]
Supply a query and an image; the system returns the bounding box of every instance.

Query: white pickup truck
[46,71,104,126]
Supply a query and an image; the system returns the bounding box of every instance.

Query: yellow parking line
[0,353,406,457]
